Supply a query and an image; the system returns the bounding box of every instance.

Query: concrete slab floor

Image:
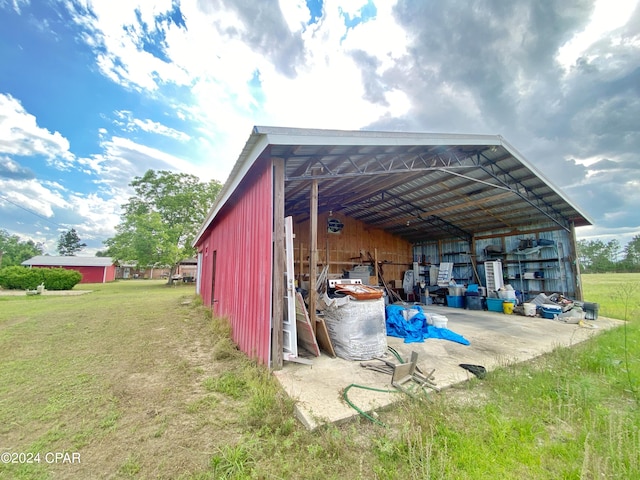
[273,305,623,430]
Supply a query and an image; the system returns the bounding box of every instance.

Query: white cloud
[0,177,68,218]
[112,109,191,141]
[1,0,28,14]
[133,118,190,141]
[279,0,311,32]
[66,192,122,241]
[339,1,408,70]
[66,0,191,91]
[557,0,639,70]
[0,93,74,168]
[79,135,203,192]
[247,1,411,129]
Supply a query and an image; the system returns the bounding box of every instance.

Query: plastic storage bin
[446,295,465,308]
[583,302,599,320]
[486,298,504,312]
[498,289,517,303]
[465,296,484,310]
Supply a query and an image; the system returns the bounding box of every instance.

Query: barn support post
[569,221,584,301]
[271,157,285,370]
[308,177,319,335]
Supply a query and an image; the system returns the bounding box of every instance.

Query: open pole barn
[21,256,117,283]
[193,126,593,369]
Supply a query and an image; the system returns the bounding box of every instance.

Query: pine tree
[57,228,87,256]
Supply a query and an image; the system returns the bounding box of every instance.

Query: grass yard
[582,272,640,321]
[0,280,287,479]
[0,275,638,479]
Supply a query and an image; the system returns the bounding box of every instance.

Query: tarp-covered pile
[385,305,470,345]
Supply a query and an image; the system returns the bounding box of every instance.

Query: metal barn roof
[196,126,592,244]
[22,256,115,267]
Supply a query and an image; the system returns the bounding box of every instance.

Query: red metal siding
[32,265,116,283]
[73,266,104,283]
[197,161,273,365]
[105,265,116,282]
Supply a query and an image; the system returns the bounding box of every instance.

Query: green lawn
[0,276,638,479]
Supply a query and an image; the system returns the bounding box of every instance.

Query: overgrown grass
[1,276,638,479]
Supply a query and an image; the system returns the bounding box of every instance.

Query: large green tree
[104,169,222,280]
[57,228,87,256]
[0,229,44,267]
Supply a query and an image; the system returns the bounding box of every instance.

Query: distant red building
[21,256,116,284]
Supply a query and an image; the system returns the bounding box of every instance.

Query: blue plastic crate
[486,297,504,312]
[446,295,465,308]
[465,295,484,310]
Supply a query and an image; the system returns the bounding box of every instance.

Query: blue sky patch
[306,0,324,25]
[340,0,377,30]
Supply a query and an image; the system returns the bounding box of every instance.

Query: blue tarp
[385,304,470,345]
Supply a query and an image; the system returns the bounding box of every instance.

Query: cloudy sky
[0,0,638,255]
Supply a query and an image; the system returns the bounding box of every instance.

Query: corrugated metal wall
[197,160,274,365]
[38,265,114,283]
[413,226,578,300]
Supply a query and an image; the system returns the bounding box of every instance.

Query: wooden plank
[308,178,318,335]
[271,157,285,370]
[374,248,379,285]
[298,242,304,289]
[315,318,336,358]
[295,293,319,356]
[570,222,583,301]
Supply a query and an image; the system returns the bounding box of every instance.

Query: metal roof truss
[281,142,579,244]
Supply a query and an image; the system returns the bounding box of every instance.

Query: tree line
[577,236,640,273]
[0,228,87,267]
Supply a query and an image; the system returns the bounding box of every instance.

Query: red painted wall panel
[73,266,104,283]
[197,160,273,365]
[31,265,116,283]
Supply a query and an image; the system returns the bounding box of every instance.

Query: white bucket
[430,313,448,329]
[523,303,536,316]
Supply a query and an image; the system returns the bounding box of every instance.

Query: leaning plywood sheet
[315,317,336,358]
[295,293,320,356]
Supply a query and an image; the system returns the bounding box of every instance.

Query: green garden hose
[343,347,416,426]
[342,383,399,427]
